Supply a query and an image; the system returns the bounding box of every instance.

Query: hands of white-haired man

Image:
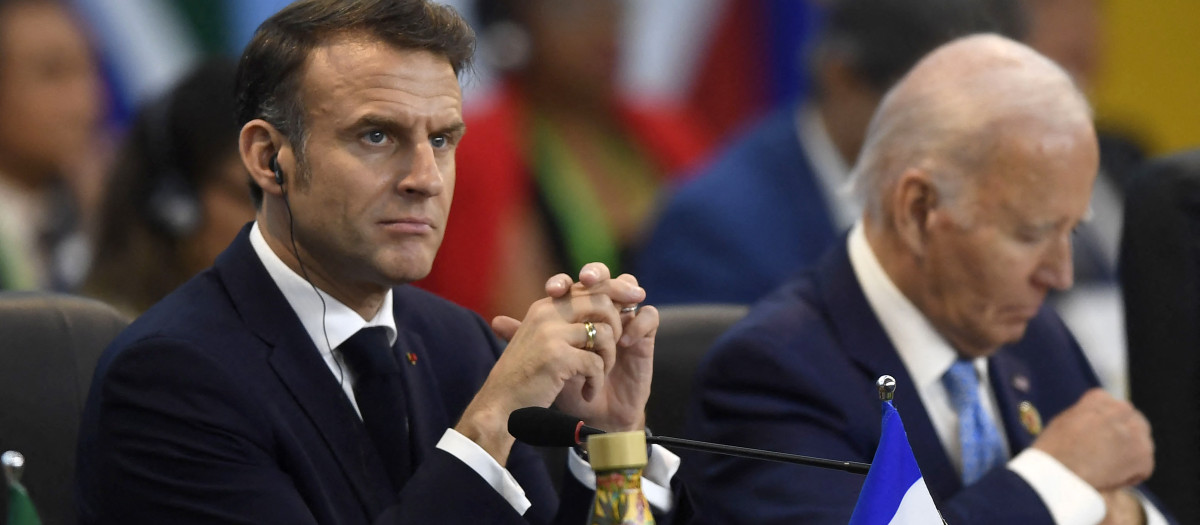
[455,263,656,465]
[1098,489,1147,525]
[1032,389,1154,492]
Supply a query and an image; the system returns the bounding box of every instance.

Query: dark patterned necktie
[338,326,412,491]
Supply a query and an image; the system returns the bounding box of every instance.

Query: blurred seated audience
[635,0,1025,305]
[1120,149,1200,525]
[81,59,252,316]
[416,0,713,319]
[0,0,104,291]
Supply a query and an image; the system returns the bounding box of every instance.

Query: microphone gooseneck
[506,407,870,475]
[645,435,870,474]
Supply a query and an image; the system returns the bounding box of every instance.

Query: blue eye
[365,130,387,144]
[431,135,448,149]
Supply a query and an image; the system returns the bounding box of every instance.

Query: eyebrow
[436,121,467,139]
[356,115,466,139]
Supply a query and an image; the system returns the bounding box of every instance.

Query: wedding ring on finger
[620,304,640,315]
[583,321,597,351]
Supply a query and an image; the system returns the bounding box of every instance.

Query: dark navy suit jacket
[680,242,1120,524]
[636,107,839,305]
[76,226,590,524]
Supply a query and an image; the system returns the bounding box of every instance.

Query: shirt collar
[796,103,858,231]
[249,221,398,356]
[846,221,987,390]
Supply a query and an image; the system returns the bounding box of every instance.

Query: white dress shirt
[796,103,859,232]
[847,222,1165,525]
[249,222,678,515]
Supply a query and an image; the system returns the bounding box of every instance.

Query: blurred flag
[3,451,41,525]
[848,400,943,525]
[6,481,41,525]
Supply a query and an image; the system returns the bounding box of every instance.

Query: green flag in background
[6,482,41,525]
[3,452,40,525]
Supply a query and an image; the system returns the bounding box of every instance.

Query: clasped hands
[456,263,658,465]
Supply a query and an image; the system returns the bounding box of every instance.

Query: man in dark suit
[635,0,1026,305]
[682,35,1169,524]
[76,1,671,523]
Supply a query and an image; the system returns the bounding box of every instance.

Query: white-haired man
[682,34,1171,524]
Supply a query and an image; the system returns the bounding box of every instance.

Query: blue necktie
[942,359,1006,485]
[339,326,412,492]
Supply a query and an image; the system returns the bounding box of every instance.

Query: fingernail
[582,269,597,280]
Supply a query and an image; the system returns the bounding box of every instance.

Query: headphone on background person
[142,92,203,239]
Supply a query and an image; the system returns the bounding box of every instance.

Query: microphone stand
[646,435,870,475]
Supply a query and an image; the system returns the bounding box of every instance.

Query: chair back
[647,304,749,438]
[1121,150,1200,524]
[0,292,128,525]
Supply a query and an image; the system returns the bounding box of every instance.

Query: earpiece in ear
[271,155,284,186]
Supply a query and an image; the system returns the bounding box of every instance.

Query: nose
[396,142,444,197]
[1032,233,1074,291]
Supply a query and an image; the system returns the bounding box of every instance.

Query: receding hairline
[293,32,463,112]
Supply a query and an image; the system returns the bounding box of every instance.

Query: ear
[239,119,293,198]
[891,168,938,257]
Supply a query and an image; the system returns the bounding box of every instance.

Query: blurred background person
[81,59,252,316]
[636,0,1026,305]
[0,0,105,291]
[414,0,714,319]
[1021,0,1147,187]
[1021,0,1147,399]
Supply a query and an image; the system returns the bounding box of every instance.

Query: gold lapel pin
[1018,401,1042,436]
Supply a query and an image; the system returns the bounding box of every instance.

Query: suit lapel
[392,327,449,468]
[988,349,1039,453]
[214,226,395,516]
[814,243,964,499]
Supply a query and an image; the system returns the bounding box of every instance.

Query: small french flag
[848,400,944,524]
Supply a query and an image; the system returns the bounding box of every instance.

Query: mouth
[378,217,435,235]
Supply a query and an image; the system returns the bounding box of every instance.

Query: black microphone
[508,406,605,446]
[507,407,870,475]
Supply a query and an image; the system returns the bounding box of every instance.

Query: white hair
[849,33,1094,226]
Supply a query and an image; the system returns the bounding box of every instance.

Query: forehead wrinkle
[303,42,461,130]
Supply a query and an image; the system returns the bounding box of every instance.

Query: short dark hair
[235,0,475,206]
[818,0,1028,93]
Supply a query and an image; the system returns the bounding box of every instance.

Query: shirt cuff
[1008,448,1105,525]
[436,429,531,515]
[566,444,680,513]
[1133,488,1169,525]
